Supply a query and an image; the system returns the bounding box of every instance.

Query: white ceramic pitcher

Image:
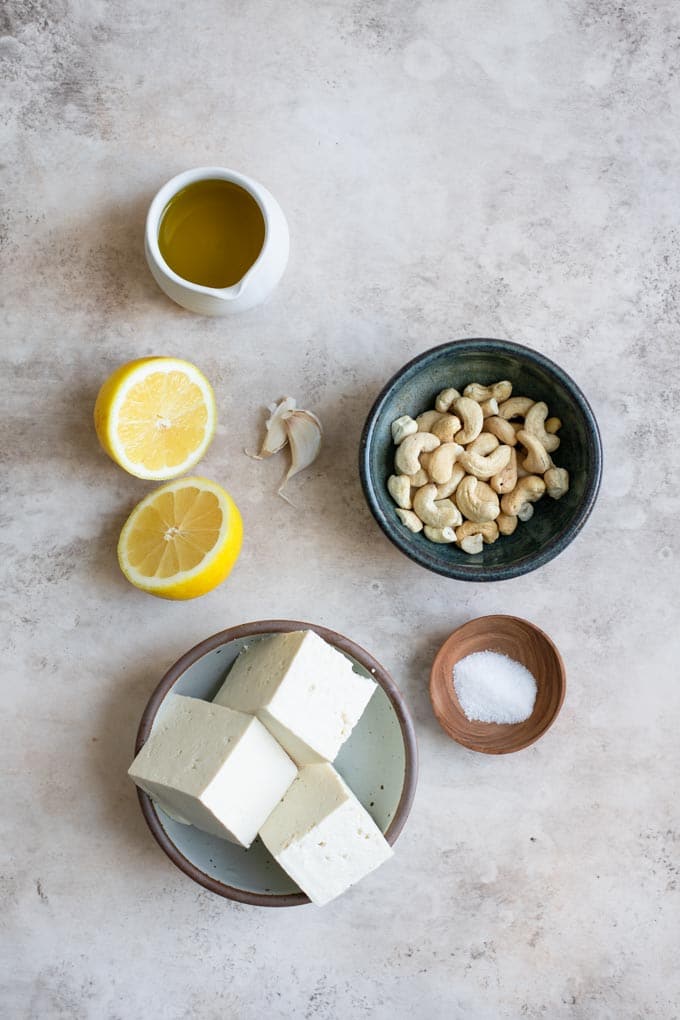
[145,166,289,316]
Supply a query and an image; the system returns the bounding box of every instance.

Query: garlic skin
[278,409,323,502]
[247,396,296,459]
[246,397,323,502]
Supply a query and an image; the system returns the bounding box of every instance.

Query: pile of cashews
[387,380,570,554]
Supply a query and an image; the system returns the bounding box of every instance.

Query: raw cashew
[452,397,483,445]
[455,476,500,523]
[388,374,569,550]
[463,380,513,403]
[498,396,534,420]
[455,520,499,544]
[431,414,462,443]
[483,416,517,446]
[497,512,518,536]
[468,432,499,456]
[460,533,483,555]
[416,410,444,432]
[419,452,433,477]
[395,432,440,475]
[459,444,512,481]
[544,466,570,499]
[435,388,460,413]
[413,484,463,528]
[391,415,418,445]
[434,464,465,499]
[395,508,423,533]
[500,475,546,517]
[387,474,412,509]
[523,401,561,453]
[424,525,457,544]
[480,398,499,418]
[490,447,517,494]
[516,429,553,474]
[407,468,429,488]
[428,442,464,484]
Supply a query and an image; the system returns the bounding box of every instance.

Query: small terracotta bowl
[429,615,565,754]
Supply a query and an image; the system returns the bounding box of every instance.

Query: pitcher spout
[219,278,247,301]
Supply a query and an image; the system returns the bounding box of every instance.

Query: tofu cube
[213,630,376,765]
[128,694,297,848]
[259,763,394,906]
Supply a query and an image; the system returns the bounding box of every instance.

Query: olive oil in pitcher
[158,179,265,289]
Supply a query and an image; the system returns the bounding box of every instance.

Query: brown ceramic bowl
[429,615,566,754]
[134,620,418,906]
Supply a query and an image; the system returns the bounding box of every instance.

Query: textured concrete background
[2,1,679,1017]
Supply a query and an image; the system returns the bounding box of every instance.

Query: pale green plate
[134,621,417,906]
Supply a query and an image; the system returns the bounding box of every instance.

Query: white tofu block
[259,763,393,906]
[128,694,297,848]
[213,630,377,765]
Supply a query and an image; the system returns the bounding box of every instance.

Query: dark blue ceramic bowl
[359,339,602,581]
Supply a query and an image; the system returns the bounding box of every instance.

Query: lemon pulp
[126,486,222,577]
[117,370,209,474]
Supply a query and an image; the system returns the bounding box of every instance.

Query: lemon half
[117,477,243,600]
[94,357,216,480]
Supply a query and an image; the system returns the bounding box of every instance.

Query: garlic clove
[246,396,296,459]
[278,409,323,502]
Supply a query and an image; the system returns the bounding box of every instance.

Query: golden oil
[158,179,265,288]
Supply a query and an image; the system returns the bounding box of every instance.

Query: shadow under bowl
[359,338,603,581]
[134,620,418,906]
[429,614,566,753]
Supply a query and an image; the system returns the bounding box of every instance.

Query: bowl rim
[134,619,418,907]
[428,613,567,753]
[359,337,603,581]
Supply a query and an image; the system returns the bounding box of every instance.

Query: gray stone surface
[2,0,679,1017]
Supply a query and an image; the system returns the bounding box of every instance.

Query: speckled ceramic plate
[360,338,603,581]
[134,620,418,907]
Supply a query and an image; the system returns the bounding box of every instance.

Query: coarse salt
[453,650,537,724]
